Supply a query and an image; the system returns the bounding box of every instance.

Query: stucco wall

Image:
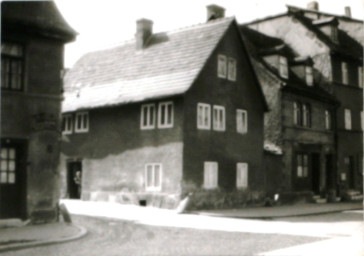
[61,97,184,208]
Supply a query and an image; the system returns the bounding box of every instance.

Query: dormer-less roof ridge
[63,17,236,112]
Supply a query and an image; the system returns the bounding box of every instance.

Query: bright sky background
[54,0,364,68]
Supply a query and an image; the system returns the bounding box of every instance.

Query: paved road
[3,211,362,256]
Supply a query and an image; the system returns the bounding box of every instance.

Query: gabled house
[240,26,339,201]
[1,1,76,222]
[245,2,363,199]
[60,5,268,209]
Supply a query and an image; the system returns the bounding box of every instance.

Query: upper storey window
[279,56,288,79]
[305,66,313,86]
[1,42,23,91]
[218,54,236,81]
[218,55,227,78]
[358,66,363,88]
[341,62,348,85]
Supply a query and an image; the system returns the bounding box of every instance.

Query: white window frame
[279,56,288,79]
[344,108,352,130]
[203,161,218,189]
[341,62,348,85]
[158,101,173,128]
[358,66,363,88]
[140,103,156,130]
[236,163,248,189]
[62,114,73,134]
[305,66,313,86]
[145,163,162,191]
[228,57,237,81]
[325,110,331,130]
[236,109,248,134]
[197,103,211,130]
[75,111,89,133]
[213,105,225,131]
[218,54,227,78]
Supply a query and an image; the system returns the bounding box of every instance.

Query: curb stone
[0,224,87,253]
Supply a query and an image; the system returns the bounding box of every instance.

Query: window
[145,163,162,191]
[197,103,211,130]
[305,66,313,86]
[236,163,248,188]
[203,162,218,189]
[325,110,331,130]
[341,62,348,85]
[62,114,73,134]
[158,101,173,128]
[361,111,364,131]
[302,104,311,127]
[279,56,288,79]
[218,55,227,78]
[236,109,248,134]
[297,154,308,178]
[0,147,16,184]
[213,105,225,131]
[358,66,363,88]
[1,42,23,90]
[141,104,156,129]
[293,102,302,126]
[75,112,89,133]
[294,102,310,127]
[344,109,352,130]
[227,57,236,81]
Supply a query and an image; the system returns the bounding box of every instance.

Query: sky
[54,0,364,68]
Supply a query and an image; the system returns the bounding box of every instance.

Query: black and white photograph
[0,0,363,255]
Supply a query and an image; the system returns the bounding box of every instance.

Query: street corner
[0,221,87,253]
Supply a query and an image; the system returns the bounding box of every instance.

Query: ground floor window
[297,154,308,178]
[0,147,16,184]
[203,161,218,189]
[145,163,162,191]
[236,163,248,188]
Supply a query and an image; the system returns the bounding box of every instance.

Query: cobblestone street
[4,211,361,256]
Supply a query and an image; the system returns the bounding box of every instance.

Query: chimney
[307,1,319,11]
[135,18,153,50]
[207,4,225,21]
[345,6,351,18]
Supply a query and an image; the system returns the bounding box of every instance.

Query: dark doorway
[67,161,82,199]
[325,154,334,190]
[311,153,321,194]
[0,139,27,219]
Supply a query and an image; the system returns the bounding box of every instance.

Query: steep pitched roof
[2,1,77,42]
[290,12,363,59]
[244,6,363,60]
[63,17,235,112]
[240,26,338,105]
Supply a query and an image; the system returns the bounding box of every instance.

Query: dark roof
[240,26,338,105]
[244,6,363,60]
[1,1,77,42]
[63,17,235,112]
[286,5,363,23]
[289,11,363,59]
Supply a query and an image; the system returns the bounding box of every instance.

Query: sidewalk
[194,202,363,219]
[0,221,87,253]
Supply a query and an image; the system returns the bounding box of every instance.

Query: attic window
[279,56,288,79]
[305,66,313,86]
[218,55,227,78]
[228,58,236,81]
